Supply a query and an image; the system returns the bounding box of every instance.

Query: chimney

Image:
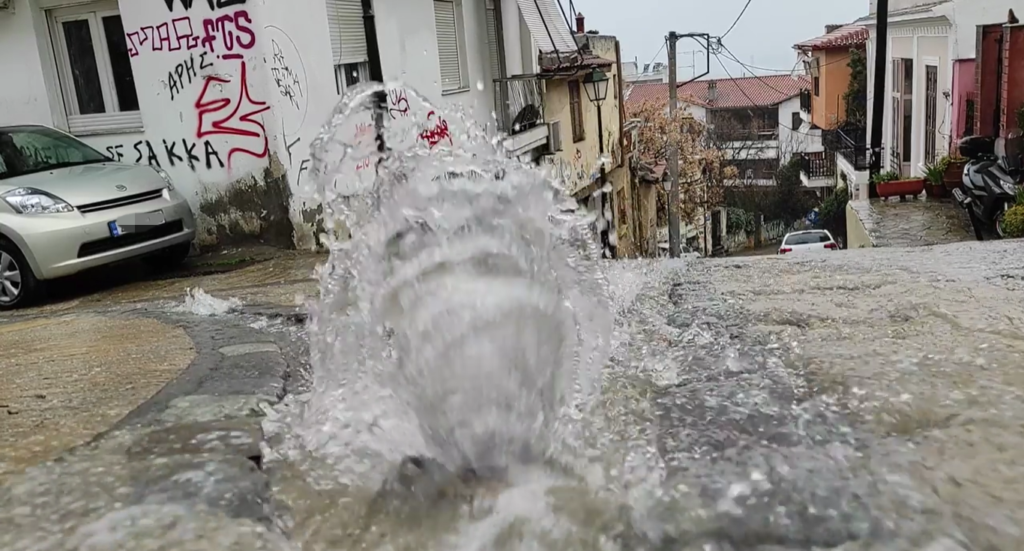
[576,12,585,34]
[708,80,718,104]
[825,24,844,33]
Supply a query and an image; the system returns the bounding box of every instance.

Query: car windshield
[784,232,831,246]
[0,126,108,180]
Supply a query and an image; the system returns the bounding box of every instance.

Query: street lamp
[582,67,612,258]
[582,67,609,105]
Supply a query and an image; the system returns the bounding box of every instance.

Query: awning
[516,0,578,54]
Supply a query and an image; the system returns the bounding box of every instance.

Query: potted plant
[923,160,947,198]
[942,153,967,192]
[872,170,924,199]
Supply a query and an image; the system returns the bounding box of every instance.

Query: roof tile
[794,24,869,51]
[625,74,810,111]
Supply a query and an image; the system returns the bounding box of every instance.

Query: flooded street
[2,239,1024,549]
[3,83,1024,550]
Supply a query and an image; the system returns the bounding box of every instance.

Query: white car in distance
[778,230,839,255]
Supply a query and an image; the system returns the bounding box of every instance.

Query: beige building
[539,16,640,257]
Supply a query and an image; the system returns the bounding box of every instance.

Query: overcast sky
[576,0,868,78]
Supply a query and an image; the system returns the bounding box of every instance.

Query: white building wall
[0,0,509,248]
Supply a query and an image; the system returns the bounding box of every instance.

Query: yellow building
[538,20,638,257]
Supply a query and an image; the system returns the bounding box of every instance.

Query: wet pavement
[850,197,975,248]
[5,238,1024,549]
[0,246,321,483]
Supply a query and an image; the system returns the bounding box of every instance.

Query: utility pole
[868,0,889,197]
[667,31,681,258]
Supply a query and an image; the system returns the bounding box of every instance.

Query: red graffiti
[126,9,254,57]
[388,88,410,119]
[194,59,270,168]
[200,10,256,53]
[354,122,375,171]
[418,111,452,149]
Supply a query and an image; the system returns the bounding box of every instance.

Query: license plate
[108,210,165,237]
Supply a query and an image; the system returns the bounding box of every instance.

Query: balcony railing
[799,151,836,179]
[493,76,543,135]
[832,126,870,171]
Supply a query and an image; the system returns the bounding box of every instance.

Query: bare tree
[628,101,737,240]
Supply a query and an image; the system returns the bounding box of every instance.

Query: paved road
[4,239,1024,550]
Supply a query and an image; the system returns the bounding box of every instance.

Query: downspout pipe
[361,0,388,154]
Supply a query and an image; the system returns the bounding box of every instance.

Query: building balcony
[494,76,543,135]
[494,76,549,158]
[798,150,836,188]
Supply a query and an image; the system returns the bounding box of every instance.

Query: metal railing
[833,126,870,171]
[799,151,836,179]
[493,76,543,135]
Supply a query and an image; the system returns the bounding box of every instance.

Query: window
[49,2,141,135]
[326,0,370,95]
[0,126,108,180]
[813,76,820,97]
[791,112,802,132]
[335,62,370,95]
[568,79,585,142]
[924,64,938,164]
[434,0,469,93]
[783,231,832,246]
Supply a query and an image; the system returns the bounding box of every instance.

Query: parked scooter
[952,131,1023,238]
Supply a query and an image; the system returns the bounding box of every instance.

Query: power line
[721,0,753,39]
[720,46,853,74]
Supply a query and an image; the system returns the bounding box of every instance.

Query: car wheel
[0,238,40,311]
[146,242,192,272]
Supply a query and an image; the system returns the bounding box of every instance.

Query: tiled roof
[625,74,810,111]
[794,24,869,51]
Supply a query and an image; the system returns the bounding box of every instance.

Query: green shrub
[1003,205,1024,238]
[872,170,900,184]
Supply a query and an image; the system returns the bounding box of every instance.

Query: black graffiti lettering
[284,135,300,167]
[162,139,184,167]
[164,0,245,11]
[145,141,161,167]
[296,158,310,188]
[182,139,200,170]
[199,51,213,71]
[133,141,145,164]
[208,0,246,10]
[108,144,124,161]
[204,140,225,170]
[168,53,201,101]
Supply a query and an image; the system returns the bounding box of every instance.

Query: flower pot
[876,178,925,199]
[943,160,967,191]
[924,181,947,198]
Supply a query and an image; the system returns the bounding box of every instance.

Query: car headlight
[152,166,175,191]
[2,188,75,214]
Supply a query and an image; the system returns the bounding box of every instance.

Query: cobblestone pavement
[851,197,976,248]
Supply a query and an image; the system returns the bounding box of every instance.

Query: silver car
[0,125,196,309]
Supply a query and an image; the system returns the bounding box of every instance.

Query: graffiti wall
[75,0,302,247]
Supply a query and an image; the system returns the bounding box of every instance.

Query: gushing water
[280,83,618,543]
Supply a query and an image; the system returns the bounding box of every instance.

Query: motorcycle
[952,131,1023,238]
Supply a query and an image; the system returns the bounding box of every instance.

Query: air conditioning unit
[546,120,562,153]
[0,0,13,12]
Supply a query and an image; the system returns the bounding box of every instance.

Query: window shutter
[434,0,462,90]
[326,0,368,64]
[485,6,501,81]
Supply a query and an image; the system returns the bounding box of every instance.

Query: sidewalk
[0,245,321,482]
